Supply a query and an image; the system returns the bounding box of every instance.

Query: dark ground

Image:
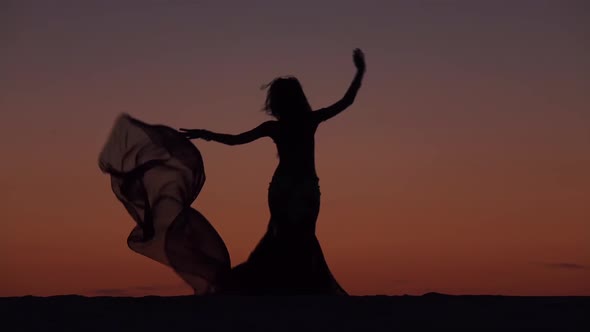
[1,293,588,331]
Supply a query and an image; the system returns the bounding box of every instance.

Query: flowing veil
[98,114,230,294]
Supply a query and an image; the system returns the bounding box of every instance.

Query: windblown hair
[262,76,312,120]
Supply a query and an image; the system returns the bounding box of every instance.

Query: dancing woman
[180,49,366,294]
[99,49,365,295]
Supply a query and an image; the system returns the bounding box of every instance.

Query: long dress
[98,114,346,295]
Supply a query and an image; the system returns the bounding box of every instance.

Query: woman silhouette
[180,49,366,294]
[98,49,365,295]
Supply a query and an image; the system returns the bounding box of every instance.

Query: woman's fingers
[178,128,204,139]
[178,128,209,140]
[178,128,194,139]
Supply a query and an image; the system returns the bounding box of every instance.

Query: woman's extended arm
[313,48,366,123]
[180,121,275,146]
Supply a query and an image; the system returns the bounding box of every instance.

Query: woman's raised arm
[313,48,366,123]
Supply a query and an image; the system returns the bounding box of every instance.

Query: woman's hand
[353,48,366,73]
[179,128,212,140]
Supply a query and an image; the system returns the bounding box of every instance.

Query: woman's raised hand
[353,48,366,73]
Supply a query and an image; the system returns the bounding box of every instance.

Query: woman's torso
[270,114,319,181]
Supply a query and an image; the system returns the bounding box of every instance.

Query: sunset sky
[1,0,589,297]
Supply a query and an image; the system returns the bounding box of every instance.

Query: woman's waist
[271,170,319,185]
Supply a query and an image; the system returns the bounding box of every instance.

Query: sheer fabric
[98,114,229,294]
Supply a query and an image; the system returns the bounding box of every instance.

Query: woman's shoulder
[258,120,279,138]
[260,120,279,130]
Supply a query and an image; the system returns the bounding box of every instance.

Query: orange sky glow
[1,1,589,296]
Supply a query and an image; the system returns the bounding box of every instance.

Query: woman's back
[271,114,320,180]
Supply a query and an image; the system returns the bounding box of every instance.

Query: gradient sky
[1,0,589,297]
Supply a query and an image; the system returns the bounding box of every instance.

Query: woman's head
[262,76,312,120]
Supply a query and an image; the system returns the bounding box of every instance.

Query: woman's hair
[262,76,312,120]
